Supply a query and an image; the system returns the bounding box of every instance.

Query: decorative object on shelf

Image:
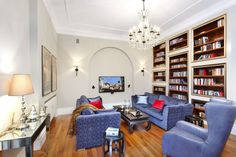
[39,106,47,117]
[27,105,39,121]
[75,66,79,76]
[128,0,160,50]
[169,32,188,52]
[141,68,145,76]
[8,74,34,130]
[42,46,52,96]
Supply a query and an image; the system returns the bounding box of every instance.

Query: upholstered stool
[103,131,125,157]
[185,115,204,127]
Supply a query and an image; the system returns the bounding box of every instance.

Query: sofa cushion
[88,96,102,102]
[81,109,95,115]
[159,95,179,106]
[89,100,103,109]
[79,95,90,105]
[145,108,164,120]
[137,95,148,104]
[134,104,148,113]
[153,100,165,110]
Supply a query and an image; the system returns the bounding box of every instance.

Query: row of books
[159,43,166,49]
[198,41,222,52]
[196,68,224,76]
[172,71,187,77]
[155,72,165,76]
[193,89,224,97]
[194,36,209,46]
[171,64,187,69]
[169,37,185,46]
[170,57,187,63]
[154,64,165,68]
[193,78,223,86]
[217,19,224,27]
[197,53,217,60]
[154,78,165,82]
[155,51,165,57]
[154,87,165,92]
[154,57,165,62]
[169,85,188,91]
[171,94,187,101]
[170,79,187,84]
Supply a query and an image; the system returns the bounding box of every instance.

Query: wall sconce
[75,66,79,76]
[141,68,145,76]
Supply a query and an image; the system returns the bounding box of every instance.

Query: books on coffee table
[106,127,119,136]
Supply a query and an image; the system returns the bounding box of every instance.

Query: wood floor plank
[34,115,236,157]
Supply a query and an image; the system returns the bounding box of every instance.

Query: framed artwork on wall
[42,46,52,96]
[51,55,57,92]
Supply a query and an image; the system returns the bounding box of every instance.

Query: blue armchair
[76,111,121,149]
[162,98,236,157]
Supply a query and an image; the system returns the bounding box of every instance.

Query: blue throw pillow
[81,109,95,115]
[136,95,148,104]
[88,96,101,102]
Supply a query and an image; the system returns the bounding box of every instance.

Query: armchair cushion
[96,109,116,114]
[89,100,103,109]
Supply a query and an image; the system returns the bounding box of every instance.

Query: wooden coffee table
[114,105,151,133]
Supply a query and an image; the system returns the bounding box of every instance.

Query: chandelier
[128,0,160,50]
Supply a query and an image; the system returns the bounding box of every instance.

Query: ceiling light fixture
[129,0,160,50]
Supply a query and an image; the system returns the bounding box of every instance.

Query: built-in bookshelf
[193,64,226,98]
[193,15,225,62]
[169,53,188,101]
[153,42,166,68]
[169,32,188,52]
[153,86,166,95]
[192,99,207,119]
[153,71,166,82]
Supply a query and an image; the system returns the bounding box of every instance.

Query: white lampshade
[8,74,34,96]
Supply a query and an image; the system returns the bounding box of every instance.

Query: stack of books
[105,127,119,137]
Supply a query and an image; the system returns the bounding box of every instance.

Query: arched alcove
[89,47,133,108]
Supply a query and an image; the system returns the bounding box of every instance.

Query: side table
[0,114,50,157]
[185,115,204,127]
[103,131,125,157]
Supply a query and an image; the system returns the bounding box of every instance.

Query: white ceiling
[44,0,235,40]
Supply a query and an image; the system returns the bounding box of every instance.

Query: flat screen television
[99,76,125,93]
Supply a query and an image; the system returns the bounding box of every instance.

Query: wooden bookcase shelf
[153,71,166,82]
[169,32,188,52]
[192,64,226,98]
[169,53,188,101]
[192,99,207,119]
[153,42,166,68]
[153,86,166,95]
[193,15,225,62]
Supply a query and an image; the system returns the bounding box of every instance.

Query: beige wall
[0,0,58,156]
[57,35,152,113]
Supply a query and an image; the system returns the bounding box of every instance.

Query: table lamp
[8,74,34,130]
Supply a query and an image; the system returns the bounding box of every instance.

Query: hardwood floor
[34,115,236,157]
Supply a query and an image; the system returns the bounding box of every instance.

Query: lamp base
[16,122,29,130]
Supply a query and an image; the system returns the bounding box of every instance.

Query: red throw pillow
[152,100,165,110]
[89,100,103,109]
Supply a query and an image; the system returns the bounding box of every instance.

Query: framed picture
[42,46,52,96]
[51,55,57,92]
[99,76,125,93]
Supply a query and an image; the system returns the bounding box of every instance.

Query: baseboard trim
[231,123,236,135]
[56,107,74,116]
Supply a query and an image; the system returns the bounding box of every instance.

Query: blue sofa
[75,95,121,149]
[132,92,193,130]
